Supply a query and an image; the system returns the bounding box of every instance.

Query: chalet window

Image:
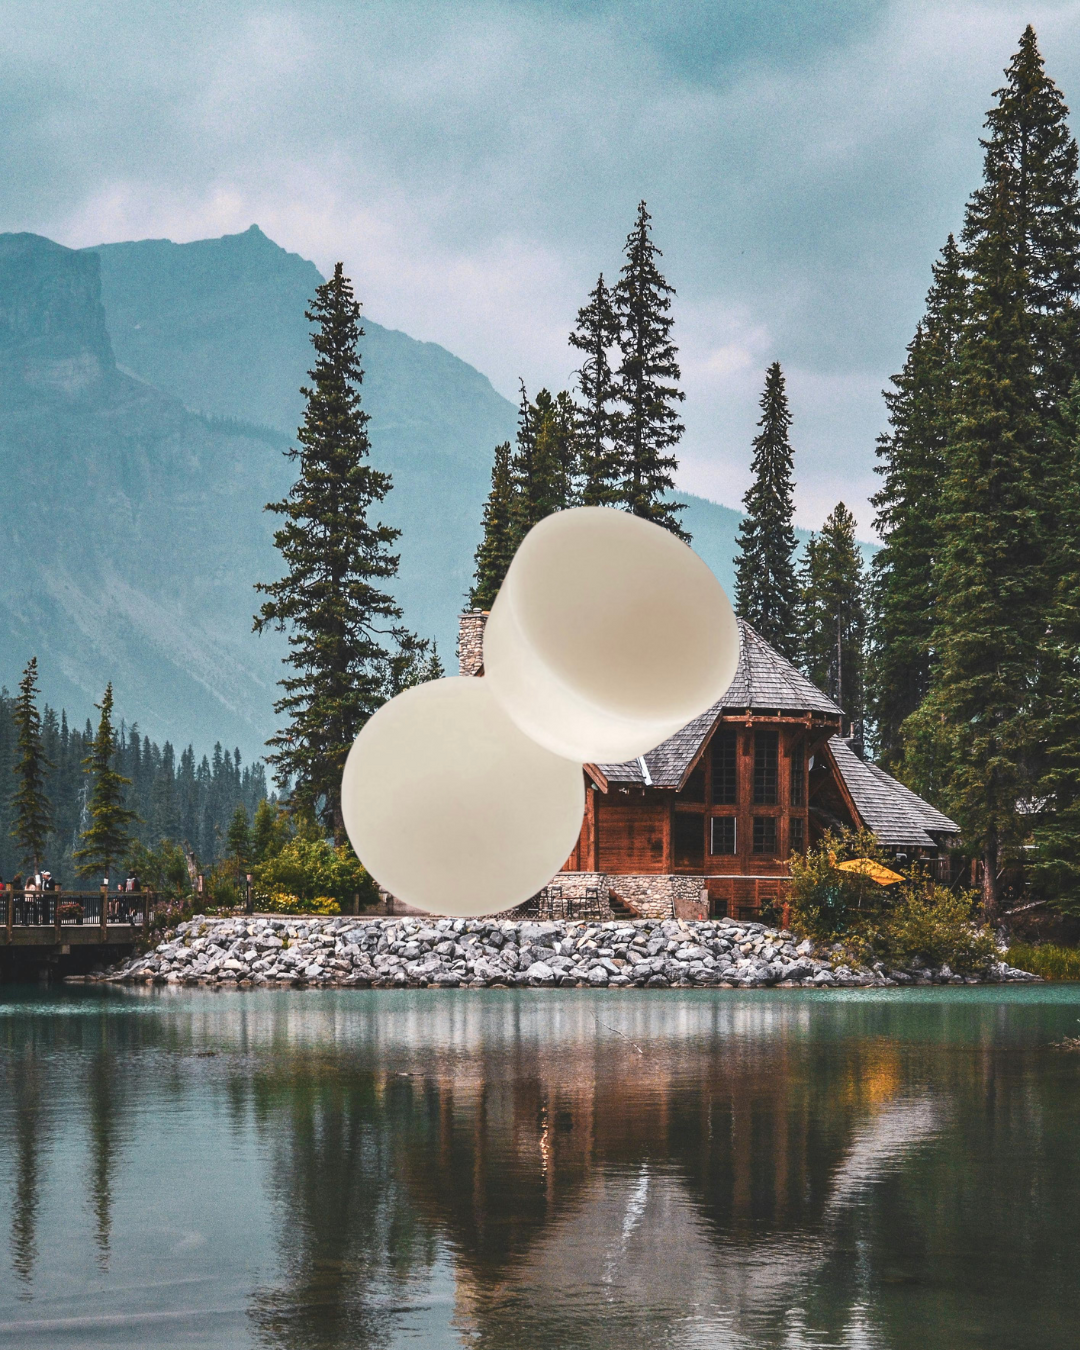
[710,816,736,855]
[674,812,705,869]
[790,741,805,806]
[789,815,805,855]
[710,729,737,804]
[752,816,777,855]
[679,763,706,803]
[753,730,778,804]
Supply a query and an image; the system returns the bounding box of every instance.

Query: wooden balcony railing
[3,888,154,943]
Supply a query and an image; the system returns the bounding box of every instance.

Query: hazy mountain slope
[0,224,871,764]
[0,232,290,756]
[91,227,518,660]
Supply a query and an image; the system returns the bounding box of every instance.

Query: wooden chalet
[458,611,959,920]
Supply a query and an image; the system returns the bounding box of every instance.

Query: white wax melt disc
[483,506,740,763]
[341,676,584,918]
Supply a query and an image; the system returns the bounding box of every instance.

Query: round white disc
[484,506,740,763]
[341,676,585,917]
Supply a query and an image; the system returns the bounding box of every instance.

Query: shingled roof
[592,619,842,788]
[724,620,843,717]
[827,737,959,847]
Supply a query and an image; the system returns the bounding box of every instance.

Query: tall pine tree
[733,363,799,660]
[570,273,621,505]
[869,237,967,764]
[74,685,138,879]
[255,264,417,842]
[931,181,1044,916]
[11,658,52,871]
[800,504,867,740]
[1031,382,1080,911]
[469,441,515,609]
[612,202,688,538]
[962,25,1080,417]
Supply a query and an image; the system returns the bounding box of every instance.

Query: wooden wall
[561,717,845,922]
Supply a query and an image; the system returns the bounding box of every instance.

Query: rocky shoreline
[71,914,1040,989]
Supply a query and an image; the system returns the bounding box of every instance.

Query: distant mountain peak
[0,231,116,396]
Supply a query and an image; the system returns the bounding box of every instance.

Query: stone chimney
[457,610,488,676]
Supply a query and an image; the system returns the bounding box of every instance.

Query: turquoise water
[1,985,1079,1347]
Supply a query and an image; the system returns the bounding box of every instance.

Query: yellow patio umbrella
[835,858,904,886]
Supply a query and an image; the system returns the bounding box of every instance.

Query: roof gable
[827,738,959,848]
[724,621,843,718]
[594,620,841,787]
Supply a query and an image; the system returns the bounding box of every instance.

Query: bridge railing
[3,888,154,941]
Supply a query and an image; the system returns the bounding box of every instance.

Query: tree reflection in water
[87,1046,118,1269]
[245,1059,437,1350]
[6,1044,46,1292]
[1,988,1080,1348]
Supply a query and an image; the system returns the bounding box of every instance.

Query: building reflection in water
[1,989,1079,1348]
[227,992,1080,1349]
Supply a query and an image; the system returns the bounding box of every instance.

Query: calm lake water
[1,986,1079,1349]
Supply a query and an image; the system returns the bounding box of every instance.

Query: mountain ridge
[0,224,865,760]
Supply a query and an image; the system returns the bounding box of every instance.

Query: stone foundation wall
[557,872,708,921]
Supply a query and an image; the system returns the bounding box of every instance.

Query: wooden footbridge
[2,889,153,951]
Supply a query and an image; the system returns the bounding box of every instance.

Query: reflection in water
[247,1065,436,1350]
[0,987,1079,1348]
[88,1048,118,1268]
[8,1046,45,1291]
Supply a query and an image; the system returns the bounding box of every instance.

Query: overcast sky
[4,1,1080,533]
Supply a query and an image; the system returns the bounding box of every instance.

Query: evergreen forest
[0,682,269,887]
[471,25,1080,923]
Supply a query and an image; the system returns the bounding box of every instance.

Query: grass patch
[1006,943,1080,981]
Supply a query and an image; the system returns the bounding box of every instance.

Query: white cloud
[6,0,1080,536]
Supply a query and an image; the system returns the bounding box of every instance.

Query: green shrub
[253,836,377,911]
[124,838,191,900]
[208,874,242,909]
[787,828,893,939]
[878,883,996,974]
[1006,943,1080,980]
[259,890,341,916]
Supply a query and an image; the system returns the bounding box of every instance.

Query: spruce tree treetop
[227,804,251,872]
[570,273,621,507]
[469,440,514,610]
[734,362,799,661]
[613,202,688,539]
[255,263,414,842]
[11,656,52,871]
[508,384,578,547]
[963,24,1080,410]
[74,684,138,880]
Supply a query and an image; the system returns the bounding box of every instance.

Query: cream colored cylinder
[341,676,584,917]
[483,506,740,763]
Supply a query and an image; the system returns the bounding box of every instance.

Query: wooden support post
[54,890,62,943]
[5,887,11,943]
[100,886,108,942]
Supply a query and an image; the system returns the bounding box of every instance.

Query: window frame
[709,815,737,856]
[753,730,779,805]
[752,815,778,855]
[710,728,738,805]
